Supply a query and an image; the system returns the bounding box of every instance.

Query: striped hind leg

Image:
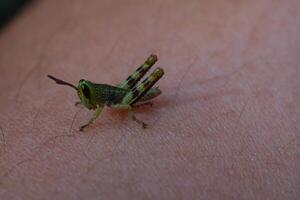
[118,54,158,90]
[111,67,164,128]
[121,67,164,105]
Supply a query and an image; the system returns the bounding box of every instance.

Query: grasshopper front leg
[80,104,104,131]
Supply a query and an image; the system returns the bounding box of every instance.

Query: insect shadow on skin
[48,54,164,131]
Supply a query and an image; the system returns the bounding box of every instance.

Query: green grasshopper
[48,54,164,131]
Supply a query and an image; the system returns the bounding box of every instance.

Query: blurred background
[0,0,31,29]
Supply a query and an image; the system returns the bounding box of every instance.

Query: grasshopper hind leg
[118,54,158,90]
[122,67,164,106]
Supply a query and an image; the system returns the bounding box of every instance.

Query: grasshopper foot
[142,122,148,129]
[79,124,88,131]
[75,102,81,107]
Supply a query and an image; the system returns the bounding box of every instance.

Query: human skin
[0,0,299,199]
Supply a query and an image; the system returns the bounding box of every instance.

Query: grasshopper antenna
[47,75,78,91]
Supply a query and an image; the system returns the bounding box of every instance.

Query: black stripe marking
[126,77,136,86]
[132,88,140,98]
[143,80,151,88]
[126,76,132,81]
[141,77,152,88]
[141,77,149,83]
[136,65,144,73]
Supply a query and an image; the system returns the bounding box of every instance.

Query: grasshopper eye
[82,84,91,99]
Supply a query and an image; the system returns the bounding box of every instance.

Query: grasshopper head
[77,79,97,110]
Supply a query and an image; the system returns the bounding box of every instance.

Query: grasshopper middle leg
[110,104,147,128]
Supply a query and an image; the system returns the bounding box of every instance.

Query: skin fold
[0,0,299,199]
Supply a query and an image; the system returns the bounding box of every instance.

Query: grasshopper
[48,54,164,131]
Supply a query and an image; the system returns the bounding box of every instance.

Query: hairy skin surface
[0,0,299,199]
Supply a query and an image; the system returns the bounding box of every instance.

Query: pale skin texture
[0,0,299,199]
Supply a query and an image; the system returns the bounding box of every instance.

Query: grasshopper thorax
[77,79,97,110]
